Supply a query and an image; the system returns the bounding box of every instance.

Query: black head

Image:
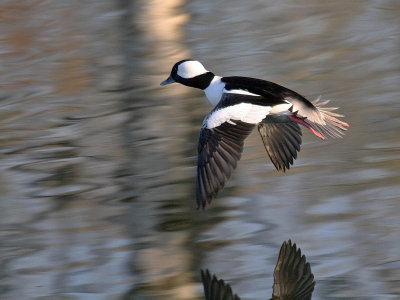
[160,60,215,90]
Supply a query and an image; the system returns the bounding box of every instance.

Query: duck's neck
[204,76,224,106]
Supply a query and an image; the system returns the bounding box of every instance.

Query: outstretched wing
[272,240,315,300]
[258,115,302,172]
[201,269,241,300]
[197,120,254,208]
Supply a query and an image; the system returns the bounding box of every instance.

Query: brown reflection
[135,0,191,82]
[0,2,35,52]
[54,56,92,94]
[122,0,203,299]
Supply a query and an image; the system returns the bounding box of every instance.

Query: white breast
[204,76,225,106]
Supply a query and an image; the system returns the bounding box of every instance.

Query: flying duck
[201,240,315,300]
[161,60,349,208]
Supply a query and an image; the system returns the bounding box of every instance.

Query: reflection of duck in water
[201,240,315,300]
[161,60,349,208]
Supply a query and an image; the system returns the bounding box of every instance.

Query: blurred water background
[0,0,399,299]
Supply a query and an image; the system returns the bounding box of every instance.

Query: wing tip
[201,269,240,300]
[273,239,315,300]
[196,187,218,209]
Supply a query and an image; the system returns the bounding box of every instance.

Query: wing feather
[258,116,302,172]
[197,120,254,208]
[201,269,241,300]
[272,240,315,300]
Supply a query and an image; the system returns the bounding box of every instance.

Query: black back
[222,76,314,108]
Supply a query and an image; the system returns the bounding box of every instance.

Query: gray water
[0,1,399,299]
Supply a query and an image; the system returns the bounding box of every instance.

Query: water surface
[0,1,399,299]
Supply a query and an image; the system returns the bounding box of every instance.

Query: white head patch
[177,61,208,78]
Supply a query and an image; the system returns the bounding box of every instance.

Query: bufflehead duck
[161,60,349,208]
[201,240,315,300]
